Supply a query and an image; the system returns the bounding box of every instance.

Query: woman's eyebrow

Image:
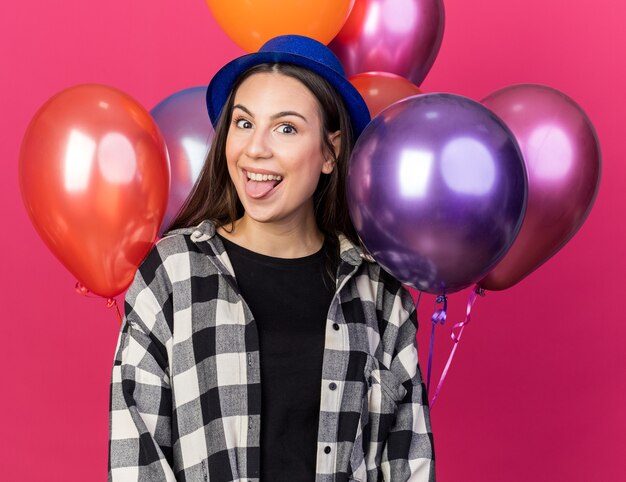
[271,111,308,123]
[232,104,253,117]
[232,104,308,123]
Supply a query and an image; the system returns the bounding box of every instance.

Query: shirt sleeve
[108,247,177,482]
[379,281,436,482]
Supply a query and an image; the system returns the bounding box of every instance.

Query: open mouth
[243,169,284,199]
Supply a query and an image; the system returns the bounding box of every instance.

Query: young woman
[109,35,434,482]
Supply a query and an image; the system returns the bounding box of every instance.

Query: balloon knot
[75,282,89,295]
[431,293,448,325]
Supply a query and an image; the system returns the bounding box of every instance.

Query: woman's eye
[235,119,253,129]
[278,124,296,134]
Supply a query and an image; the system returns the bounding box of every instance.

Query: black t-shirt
[217,233,335,481]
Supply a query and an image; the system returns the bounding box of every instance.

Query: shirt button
[332,323,340,331]
[324,446,331,454]
[329,382,337,390]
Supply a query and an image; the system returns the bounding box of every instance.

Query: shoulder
[132,221,215,291]
[153,218,220,261]
[154,230,199,258]
[135,233,192,278]
[337,232,404,291]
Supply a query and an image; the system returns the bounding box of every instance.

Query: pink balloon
[329,0,444,85]
[480,84,601,291]
[151,87,214,234]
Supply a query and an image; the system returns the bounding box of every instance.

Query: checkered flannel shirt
[108,220,435,481]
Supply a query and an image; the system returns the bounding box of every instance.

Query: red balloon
[19,84,170,298]
[479,84,601,290]
[349,72,422,117]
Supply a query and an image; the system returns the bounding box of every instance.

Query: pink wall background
[2,0,624,480]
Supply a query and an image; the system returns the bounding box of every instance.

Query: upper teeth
[247,172,282,181]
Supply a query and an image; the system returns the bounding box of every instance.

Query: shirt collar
[337,233,374,266]
[166,219,374,266]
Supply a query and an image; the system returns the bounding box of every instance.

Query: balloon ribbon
[428,285,484,409]
[426,294,447,397]
[75,281,123,326]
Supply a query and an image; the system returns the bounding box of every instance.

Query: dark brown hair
[167,63,361,274]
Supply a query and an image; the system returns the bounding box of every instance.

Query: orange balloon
[349,72,422,117]
[19,84,170,298]
[207,0,355,52]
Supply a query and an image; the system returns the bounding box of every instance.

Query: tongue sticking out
[245,178,280,199]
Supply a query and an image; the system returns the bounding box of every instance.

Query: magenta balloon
[151,86,214,234]
[329,0,444,85]
[348,93,528,294]
[480,84,601,291]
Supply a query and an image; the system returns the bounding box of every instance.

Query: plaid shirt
[108,220,435,481]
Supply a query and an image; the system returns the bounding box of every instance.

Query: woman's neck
[217,213,325,258]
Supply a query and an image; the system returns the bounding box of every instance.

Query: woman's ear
[322,130,341,174]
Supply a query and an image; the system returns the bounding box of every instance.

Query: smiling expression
[224,71,338,226]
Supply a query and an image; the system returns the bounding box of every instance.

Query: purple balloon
[151,86,214,234]
[480,84,602,290]
[330,0,444,85]
[347,93,528,294]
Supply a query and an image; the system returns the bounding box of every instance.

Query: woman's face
[225,71,338,226]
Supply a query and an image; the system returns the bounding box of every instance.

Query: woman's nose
[244,127,272,159]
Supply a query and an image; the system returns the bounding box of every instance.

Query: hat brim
[206,51,371,139]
